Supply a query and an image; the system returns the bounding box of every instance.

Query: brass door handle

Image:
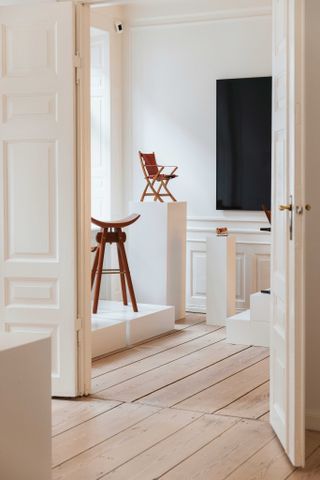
[279,204,292,211]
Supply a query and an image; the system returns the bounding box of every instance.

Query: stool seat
[91,214,140,314]
[91,214,140,229]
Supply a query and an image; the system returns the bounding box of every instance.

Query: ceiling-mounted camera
[115,21,124,34]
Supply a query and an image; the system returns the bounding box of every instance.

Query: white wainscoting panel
[4,140,57,259]
[186,240,207,313]
[186,220,271,314]
[3,22,57,78]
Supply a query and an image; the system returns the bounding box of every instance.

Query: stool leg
[92,233,106,314]
[117,243,128,306]
[91,248,99,289]
[118,240,138,312]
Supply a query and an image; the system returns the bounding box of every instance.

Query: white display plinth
[92,301,175,357]
[92,312,127,358]
[226,292,270,347]
[128,201,187,320]
[0,333,51,480]
[206,235,236,325]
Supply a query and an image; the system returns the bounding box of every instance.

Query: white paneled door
[270,0,305,466]
[0,2,79,396]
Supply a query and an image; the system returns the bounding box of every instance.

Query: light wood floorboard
[52,403,159,467]
[260,411,271,422]
[101,414,238,480]
[51,398,121,436]
[215,380,270,419]
[52,408,202,479]
[136,345,268,408]
[94,341,249,402]
[160,418,275,479]
[92,318,218,378]
[224,430,320,480]
[91,328,225,393]
[175,357,269,413]
[51,314,320,480]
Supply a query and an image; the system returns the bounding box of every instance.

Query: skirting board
[306,411,320,431]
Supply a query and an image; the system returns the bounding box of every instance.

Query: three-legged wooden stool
[91,214,140,314]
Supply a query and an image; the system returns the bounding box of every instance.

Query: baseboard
[186,306,207,314]
[186,306,246,315]
[306,410,320,431]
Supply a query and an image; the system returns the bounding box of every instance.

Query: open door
[0,2,84,397]
[270,0,305,466]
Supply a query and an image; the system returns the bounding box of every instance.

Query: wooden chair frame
[139,151,178,202]
[91,214,140,314]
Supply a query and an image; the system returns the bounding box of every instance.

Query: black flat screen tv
[216,76,272,211]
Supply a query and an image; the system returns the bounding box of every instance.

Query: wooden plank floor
[52,314,320,480]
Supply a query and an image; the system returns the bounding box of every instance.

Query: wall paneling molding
[186,219,271,313]
[128,6,272,29]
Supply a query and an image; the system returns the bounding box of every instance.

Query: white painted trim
[76,3,92,396]
[188,226,270,235]
[128,6,272,28]
[186,306,207,314]
[187,238,207,244]
[187,238,271,246]
[187,216,268,223]
[236,240,271,246]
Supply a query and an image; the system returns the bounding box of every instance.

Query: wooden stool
[91,214,140,314]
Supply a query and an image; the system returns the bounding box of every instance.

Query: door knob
[279,204,292,211]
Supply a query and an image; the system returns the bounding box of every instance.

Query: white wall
[123,0,272,312]
[305,0,320,431]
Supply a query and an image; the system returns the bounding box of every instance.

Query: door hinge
[74,53,81,84]
[77,329,81,348]
[76,316,82,331]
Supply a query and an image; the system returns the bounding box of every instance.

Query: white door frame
[76,1,124,395]
[75,3,92,396]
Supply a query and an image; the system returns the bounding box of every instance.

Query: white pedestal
[206,235,236,325]
[128,201,187,320]
[92,312,127,358]
[226,292,270,347]
[92,301,175,357]
[0,333,51,480]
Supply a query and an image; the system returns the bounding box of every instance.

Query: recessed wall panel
[4,140,57,259]
[2,94,57,122]
[2,22,57,77]
[5,278,59,307]
[236,253,245,303]
[191,250,206,298]
[256,254,271,291]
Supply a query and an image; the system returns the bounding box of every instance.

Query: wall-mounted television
[216,76,272,211]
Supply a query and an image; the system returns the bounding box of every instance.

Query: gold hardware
[296,206,303,214]
[305,204,312,211]
[279,204,292,211]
